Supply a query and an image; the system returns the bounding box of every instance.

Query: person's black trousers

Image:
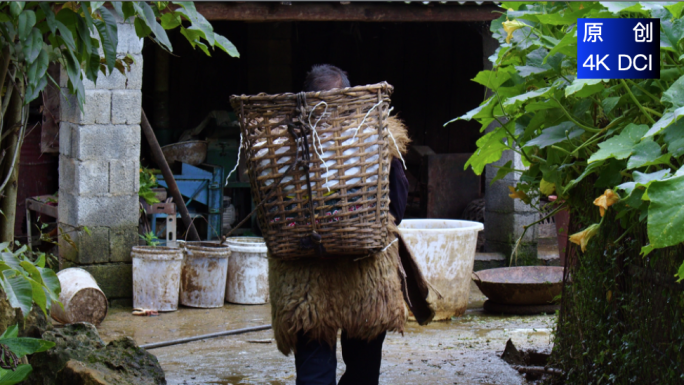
[295,330,386,385]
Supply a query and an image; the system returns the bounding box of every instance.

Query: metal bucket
[51,268,108,325]
[224,237,269,304]
[398,219,484,320]
[131,246,184,312]
[180,242,231,308]
[472,266,564,305]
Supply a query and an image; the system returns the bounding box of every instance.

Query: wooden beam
[195,2,501,22]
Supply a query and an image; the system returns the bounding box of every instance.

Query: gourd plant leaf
[646,175,684,248]
[566,79,606,98]
[465,128,508,175]
[524,121,582,149]
[643,110,684,137]
[602,96,622,115]
[473,70,512,91]
[676,260,684,282]
[618,168,672,208]
[662,74,684,108]
[544,27,576,61]
[659,17,684,53]
[666,2,684,19]
[588,124,649,162]
[490,160,515,185]
[503,86,553,110]
[663,121,684,157]
[562,160,603,195]
[602,2,647,15]
[626,140,670,169]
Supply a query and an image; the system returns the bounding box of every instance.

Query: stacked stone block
[484,150,539,256]
[58,18,143,302]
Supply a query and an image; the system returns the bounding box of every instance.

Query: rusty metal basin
[472,266,563,306]
[161,140,207,166]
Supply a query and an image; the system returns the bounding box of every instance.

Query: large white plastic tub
[224,237,269,304]
[398,219,484,320]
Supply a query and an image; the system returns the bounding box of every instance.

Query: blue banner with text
[577,18,660,79]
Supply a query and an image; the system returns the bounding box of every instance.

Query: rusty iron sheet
[161,140,208,166]
[142,202,177,215]
[194,2,501,22]
[424,153,482,219]
[472,266,564,306]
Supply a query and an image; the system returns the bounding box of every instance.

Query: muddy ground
[96,283,556,384]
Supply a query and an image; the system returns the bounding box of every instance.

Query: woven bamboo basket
[229,82,394,260]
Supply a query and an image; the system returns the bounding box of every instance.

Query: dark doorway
[142,21,486,154]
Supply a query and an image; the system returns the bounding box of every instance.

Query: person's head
[303,64,350,92]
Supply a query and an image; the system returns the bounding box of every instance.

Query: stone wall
[58,18,143,302]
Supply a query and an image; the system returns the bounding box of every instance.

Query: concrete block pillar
[58,19,143,302]
[482,28,538,258]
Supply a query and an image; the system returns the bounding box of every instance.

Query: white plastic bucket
[51,268,108,325]
[398,219,484,320]
[180,242,231,308]
[131,246,184,312]
[224,237,269,304]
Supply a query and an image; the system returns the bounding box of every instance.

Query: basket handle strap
[296,93,325,254]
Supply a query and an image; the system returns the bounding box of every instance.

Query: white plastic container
[398,219,484,320]
[51,268,108,325]
[131,246,184,312]
[224,237,269,304]
[180,242,231,308]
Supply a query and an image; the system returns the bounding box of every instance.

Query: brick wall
[58,17,143,302]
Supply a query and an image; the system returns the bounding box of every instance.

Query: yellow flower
[508,185,531,204]
[569,223,601,253]
[540,179,556,196]
[593,189,620,217]
[503,20,527,44]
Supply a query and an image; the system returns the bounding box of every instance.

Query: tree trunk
[0,80,25,244]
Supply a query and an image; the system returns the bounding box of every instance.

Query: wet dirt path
[98,283,555,384]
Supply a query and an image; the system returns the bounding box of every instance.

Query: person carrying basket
[266,64,435,385]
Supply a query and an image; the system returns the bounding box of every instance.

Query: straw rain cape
[268,116,415,355]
